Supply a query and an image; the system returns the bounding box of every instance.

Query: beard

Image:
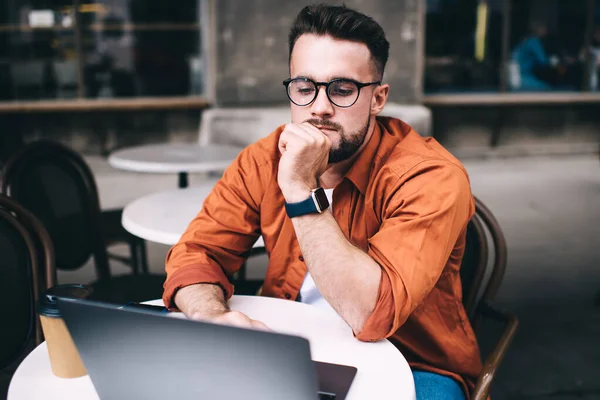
[304,117,371,164]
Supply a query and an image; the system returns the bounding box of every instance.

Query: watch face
[312,188,329,212]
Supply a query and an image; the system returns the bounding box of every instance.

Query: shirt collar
[343,118,384,195]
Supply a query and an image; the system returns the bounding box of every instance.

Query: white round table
[108,143,242,188]
[121,184,264,249]
[8,296,416,400]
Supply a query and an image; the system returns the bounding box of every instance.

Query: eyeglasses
[282,77,381,108]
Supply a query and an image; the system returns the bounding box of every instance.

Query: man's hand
[208,310,270,331]
[277,122,332,202]
[175,284,270,331]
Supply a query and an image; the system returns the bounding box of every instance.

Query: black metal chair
[0,195,56,293]
[0,197,45,370]
[1,141,165,304]
[462,197,519,400]
[2,140,148,276]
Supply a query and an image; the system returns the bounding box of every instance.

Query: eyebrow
[293,75,359,82]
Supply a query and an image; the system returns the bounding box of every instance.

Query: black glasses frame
[282,77,381,108]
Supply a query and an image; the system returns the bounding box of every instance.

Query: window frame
[422,0,600,103]
[0,0,213,110]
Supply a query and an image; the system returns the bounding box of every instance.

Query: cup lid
[38,284,93,318]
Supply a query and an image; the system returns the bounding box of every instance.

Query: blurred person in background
[580,26,600,90]
[511,22,554,91]
[164,4,481,399]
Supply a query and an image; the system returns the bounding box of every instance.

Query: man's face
[289,34,378,163]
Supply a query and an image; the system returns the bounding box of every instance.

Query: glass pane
[80,0,204,98]
[425,0,505,94]
[508,0,588,92]
[0,0,78,101]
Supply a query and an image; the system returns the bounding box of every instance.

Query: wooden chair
[0,196,47,370]
[463,197,519,400]
[1,141,165,304]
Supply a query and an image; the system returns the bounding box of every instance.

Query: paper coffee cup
[38,284,91,378]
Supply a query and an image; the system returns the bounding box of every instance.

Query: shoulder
[233,125,284,172]
[389,136,469,184]
[375,117,470,185]
[370,119,472,207]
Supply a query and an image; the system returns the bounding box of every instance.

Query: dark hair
[288,4,390,79]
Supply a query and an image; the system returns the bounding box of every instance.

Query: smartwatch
[284,187,330,218]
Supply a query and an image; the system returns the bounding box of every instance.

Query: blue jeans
[412,370,466,400]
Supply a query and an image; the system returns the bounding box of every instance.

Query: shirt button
[284,293,291,299]
[298,255,304,262]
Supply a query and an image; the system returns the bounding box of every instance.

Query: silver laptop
[56,297,357,400]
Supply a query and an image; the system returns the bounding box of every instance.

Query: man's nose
[310,86,334,118]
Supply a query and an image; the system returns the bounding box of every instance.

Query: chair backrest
[460,196,508,324]
[1,141,111,281]
[198,104,432,147]
[0,195,56,291]
[0,203,44,368]
[198,107,292,147]
[380,103,433,137]
[10,61,45,87]
[53,60,78,86]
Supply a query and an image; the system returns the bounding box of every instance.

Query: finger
[292,123,328,146]
[284,123,319,144]
[213,311,253,328]
[278,127,310,154]
[299,122,332,149]
[299,122,328,139]
[251,319,271,331]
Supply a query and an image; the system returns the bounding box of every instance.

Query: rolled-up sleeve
[162,146,272,310]
[356,161,474,341]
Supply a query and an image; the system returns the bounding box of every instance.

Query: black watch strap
[284,187,329,218]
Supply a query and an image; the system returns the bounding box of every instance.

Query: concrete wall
[213,0,423,106]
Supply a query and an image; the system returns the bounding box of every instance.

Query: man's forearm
[291,211,381,335]
[174,283,230,320]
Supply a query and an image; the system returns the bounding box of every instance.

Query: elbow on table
[354,301,411,343]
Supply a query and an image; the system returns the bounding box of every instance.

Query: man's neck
[319,117,376,189]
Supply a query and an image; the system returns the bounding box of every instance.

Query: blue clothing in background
[511,37,552,91]
[412,370,466,400]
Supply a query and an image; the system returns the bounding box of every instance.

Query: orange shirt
[163,117,482,397]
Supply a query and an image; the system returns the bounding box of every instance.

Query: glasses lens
[327,80,359,107]
[288,79,316,106]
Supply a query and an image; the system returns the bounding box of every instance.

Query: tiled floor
[2,153,599,399]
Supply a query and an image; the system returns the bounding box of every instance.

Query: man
[511,22,553,91]
[164,4,481,399]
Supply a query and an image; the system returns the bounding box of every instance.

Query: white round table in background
[121,184,265,248]
[8,296,416,400]
[108,143,243,188]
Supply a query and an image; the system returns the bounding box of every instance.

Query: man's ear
[370,83,389,115]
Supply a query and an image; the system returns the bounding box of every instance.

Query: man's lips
[315,125,338,132]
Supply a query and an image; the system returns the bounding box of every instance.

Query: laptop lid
[56,297,320,400]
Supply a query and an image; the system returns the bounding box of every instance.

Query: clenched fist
[277,122,332,202]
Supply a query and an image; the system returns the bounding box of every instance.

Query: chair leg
[128,239,140,275]
[238,262,247,281]
[138,238,149,275]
